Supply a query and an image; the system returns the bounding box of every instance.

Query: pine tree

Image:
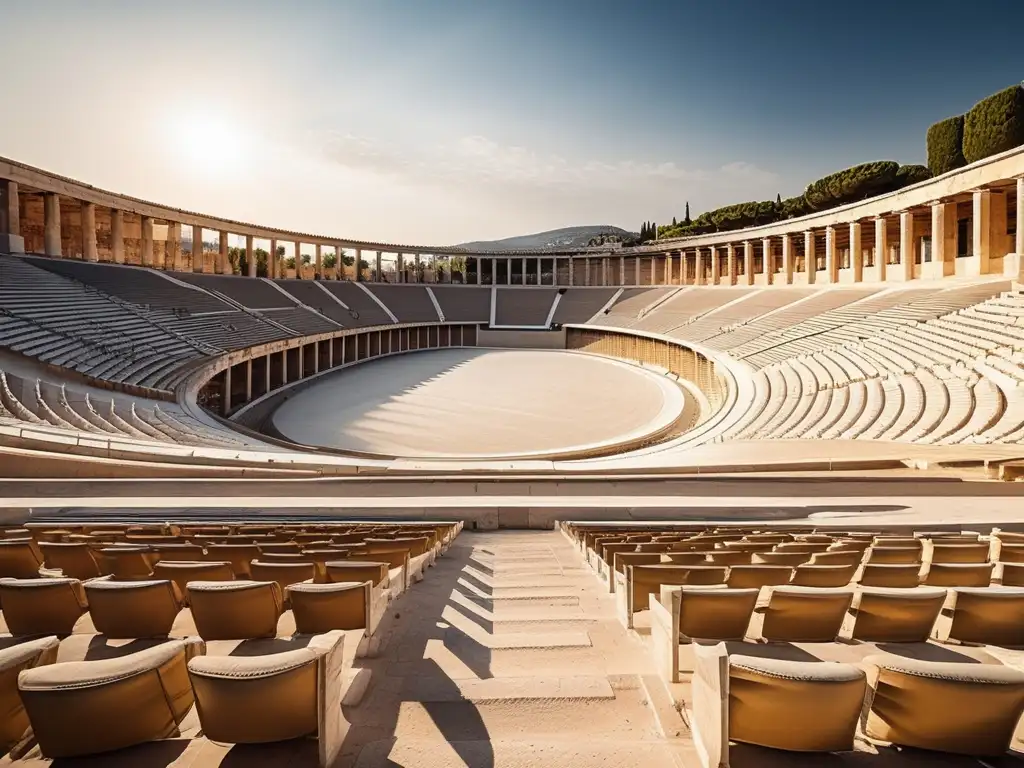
[776,193,782,205]
[684,202,691,225]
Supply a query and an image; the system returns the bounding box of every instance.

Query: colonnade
[2,152,1023,288]
[202,323,478,417]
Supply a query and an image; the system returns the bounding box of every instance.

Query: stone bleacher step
[399,674,614,703]
[354,737,683,768]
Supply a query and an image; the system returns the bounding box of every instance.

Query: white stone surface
[270,348,684,459]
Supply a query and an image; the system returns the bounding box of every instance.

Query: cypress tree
[684,202,691,225]
[672,216,677,227]
[776,193,782,205]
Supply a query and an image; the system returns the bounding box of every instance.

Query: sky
[3,1,1023,246]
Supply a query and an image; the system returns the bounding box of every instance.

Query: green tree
[684,202,691,226]
[323,252,337,269]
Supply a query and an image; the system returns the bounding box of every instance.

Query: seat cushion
[729,654,866,752]
[677,587,758,641]
[864,654,1024,755]
[84,579,183,639]
[850,587,946,642]
[0,578,87,636]
[187,581,283,640]
[761,586,854,642]
[18,639,202,758]
[0,636,60,750]
[324,561,388,587]
[188,647,320,743]
[288,581,368,634]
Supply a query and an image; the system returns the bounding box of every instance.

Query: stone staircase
[343,530,687,767]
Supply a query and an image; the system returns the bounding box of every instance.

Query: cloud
[318,131,778,195]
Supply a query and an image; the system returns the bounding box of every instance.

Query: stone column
[619,256,625,285]
[898,211,915,280]
[354,248,362,282]
[1017,178,1024,259]
[781,234,793,284]
[584,257,591,286]
[568,256,575,286]
[743,242,754,285]
[193,226,204,272]
[0,180,23,253]
[44,193,61,257]
[537,257,543,285]
[803,231,815,283]
[245,359,253,402]
[223,367,232,415]
[710,246,720,285]
[81,202,98,262]
[931,201,957,278]
[695,249,705,286]
[314,244,322,278]
[141,216,154,267]
[761,238,773,284]
[634,257,641,286]
[396,253,404,283]
[874,217,888,281]
[218,231,229,274]
[268,238,277,279]
[376,251,382,281]
[849,222,863,283]
[506,257,512,285]
[973,189,992,275]
[602,257,609,286]
[475,256,482,285]
[166,222,182,270]
[246,234,255,277]
[824,226,837,283]
[724,244,736,285]
[109,209,125,264]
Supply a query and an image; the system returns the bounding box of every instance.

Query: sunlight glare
[172,115,248,174]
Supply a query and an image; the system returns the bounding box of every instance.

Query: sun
[172,115,247,174]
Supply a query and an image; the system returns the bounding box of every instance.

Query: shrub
[926,115,966,175]
[709,200,781,231]
[963,84,1024,164]
[895,164,932,188]
[779,195,810,219]
[803,161,900,211]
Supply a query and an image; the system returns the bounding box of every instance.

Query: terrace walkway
[343,529,684,767]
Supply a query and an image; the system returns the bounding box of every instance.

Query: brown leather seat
[726,565,793,590]
[760,586,854,642]
[0,578,88,636]
[998,545,1024,565]
[152,560,234,602]
[1001,562,1024,586]
[627,565,728,626]
[924,562,994,587]
[809,550,862,566]
[929,542,991,564]
[83,579,184,639]
[258,542,302,555]
[18,638,204,759]
[867,547,922,565]
[0,540,45,578]
[0,636,59,753]
[773,542,831,554]
[95,546,158,579]
[38,542,102,579]
[934,586,1024,647]
[251,560,317,599]
[847,586,946,642]
[204,544,260,578]
[664,552,710,565]
[690,642,865,761]
[187,580,283,640]
[324,560,389,588]
[863,654,1024,755]
[187,630,346,767]
[288,582,371,634]
[706,551,752,566]
[674,586,758,641]
[858,563,921,588]
[791,563,858,588]
[752,551,811,567]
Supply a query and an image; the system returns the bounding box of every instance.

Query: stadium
[5,7,1024,764]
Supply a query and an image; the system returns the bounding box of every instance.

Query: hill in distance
[457,225,636,251]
